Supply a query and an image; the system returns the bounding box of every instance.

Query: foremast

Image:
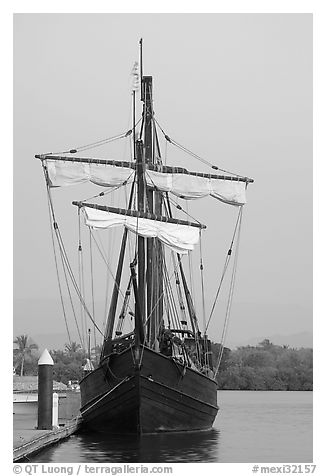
[133,73,164,357]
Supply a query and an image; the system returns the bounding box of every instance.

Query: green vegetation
[13,335,39,376]
[13,336,312,390]
[214,340,313,391]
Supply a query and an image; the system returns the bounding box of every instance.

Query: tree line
[212,339,313,391]
[13,335,312,390]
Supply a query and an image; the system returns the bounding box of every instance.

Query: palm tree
[13,335,38,376]
[65,341,82,355]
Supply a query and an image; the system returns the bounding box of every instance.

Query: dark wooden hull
[79,346,218,434]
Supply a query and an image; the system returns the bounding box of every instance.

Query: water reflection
[29,392,313,463]
[32,428,220,463]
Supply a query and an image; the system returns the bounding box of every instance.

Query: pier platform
[13,391,82,461]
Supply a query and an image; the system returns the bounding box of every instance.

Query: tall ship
[37,40,253,434]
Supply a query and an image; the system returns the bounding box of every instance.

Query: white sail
[45,158,247,205]
[146,169,247,205]
[46,159,134,188]
[83,206,200,254]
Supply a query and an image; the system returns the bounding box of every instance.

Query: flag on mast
[131,61,140,92]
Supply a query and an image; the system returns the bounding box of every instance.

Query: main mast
[137,38,164,348]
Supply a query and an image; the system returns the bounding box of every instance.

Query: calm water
[30,391,312,463]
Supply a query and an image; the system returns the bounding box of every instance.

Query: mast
[136,139,146,330]
[142,76,155,346]
[141,74,164,347]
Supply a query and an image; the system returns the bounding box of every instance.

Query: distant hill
[15,298,312,352]
[228,331,313,349]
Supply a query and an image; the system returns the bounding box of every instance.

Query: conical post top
[38,349,54,366]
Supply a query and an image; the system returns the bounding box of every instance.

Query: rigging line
[185,201,196,310]
[101,191,116,330]
[153,117,247,178]
[44,119,143,156]
[171,253,188,324]
[43,166,84,347]
[153,117,163,163]
[81,227,88,346]
[199,230,207,335]
[129,135,133,165]
[45,133,127,156]
[78,210,86,346]
[162,256,181,330]
[89,228,97,351]
[80,173,135,203]
[54,224,105,338]
[73,132,129,151]
[171,138,247,178]
[205,254,231,334]
[44,190,104,339]
[44,195,85,349]
[142,260,176,328]
[55,232,84,347]
[162,254,174,331]
[115,277,132,335]
[123,182,134,260]
[147,86,162,164]
[152,117,211,168]
[214,206,243,378]
[80,377,130,417]
[205,206,243,333]
[144,170,202,225]
[73,137,127,153]
[125,91,134,139]
[199,229,209,368]
[43,170,72,346]
[163,290,171,329]
[164,135,168,166]
[89,228,134,315]
[102,231,111,331]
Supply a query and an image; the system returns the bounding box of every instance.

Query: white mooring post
[52,392,59,428]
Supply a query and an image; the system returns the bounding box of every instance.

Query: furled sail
[82,206,200,254]
[146,169,247,205]
[41,156,249,206]
[45,159,134,188]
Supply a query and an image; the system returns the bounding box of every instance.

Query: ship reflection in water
[33,428,220,463]
[29,391,313,463]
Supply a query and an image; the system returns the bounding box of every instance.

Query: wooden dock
[13,415,82,462]
[13,390,82,461]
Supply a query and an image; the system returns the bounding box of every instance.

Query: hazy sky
[13,13,312,348]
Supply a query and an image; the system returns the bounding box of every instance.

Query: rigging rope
[43,165,105,340]
[89,229,97,351]
[171,253,188,326]
[199,229,209,367]
[79,173,134,204]
[185,201,196,310]
[214,206,243,378]
[89,228,134,316]
[55,223,105,337]
[56,234,84,347]
[144,170,203,226]
[43,168,72,347]
[205,206,243,334]
[199,229,207,336]
[43,119,142,156]
[153,117,250,179]
[78,210,87,346]
[142,256,175,329]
